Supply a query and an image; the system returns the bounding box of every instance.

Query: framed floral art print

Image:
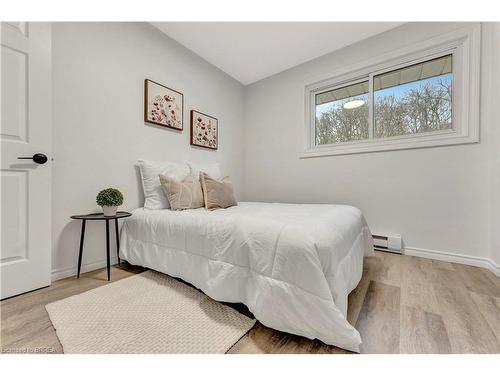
[190,110,218,150]
[144,79,183,130]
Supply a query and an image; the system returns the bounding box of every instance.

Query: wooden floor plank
[400,305,451,354]
[469,291,500,342]
[452,263,500,298]
[356,280,401,354]
[364,251,401,287]
[400,256,441,315]
[227,323,349,354]
[430,268,500,353]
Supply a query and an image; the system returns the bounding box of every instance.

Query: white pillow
[186,161,222,180]
[138,160,189,209]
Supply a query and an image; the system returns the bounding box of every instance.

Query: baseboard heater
[372,234,402,254]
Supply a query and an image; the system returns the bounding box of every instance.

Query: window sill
[300,131,479,158]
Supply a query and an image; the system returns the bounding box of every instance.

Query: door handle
[17,153,48,164]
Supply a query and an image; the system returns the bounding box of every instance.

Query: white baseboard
[404,246,500,277]
[52,248,500,281]
[51,256,119,282]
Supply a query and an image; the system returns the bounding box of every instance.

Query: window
[315,79,369,145]
[373,55,452,138]
[303,25,480,157]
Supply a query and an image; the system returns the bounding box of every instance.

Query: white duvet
[120,202,373,352]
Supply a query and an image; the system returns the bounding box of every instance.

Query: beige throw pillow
[199,172,237,210]
[159,174,204,210]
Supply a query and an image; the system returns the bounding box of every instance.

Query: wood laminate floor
[1,251,499,354]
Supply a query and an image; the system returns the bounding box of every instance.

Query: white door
[1,22,52,299]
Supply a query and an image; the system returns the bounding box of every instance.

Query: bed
[120,202,373,352]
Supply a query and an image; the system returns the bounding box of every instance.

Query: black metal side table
[70,211,132,280]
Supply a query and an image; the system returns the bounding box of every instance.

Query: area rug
[45,271,256,353]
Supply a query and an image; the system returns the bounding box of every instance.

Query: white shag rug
[45,271,255,353]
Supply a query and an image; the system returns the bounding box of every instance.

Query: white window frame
[302,24,481,158]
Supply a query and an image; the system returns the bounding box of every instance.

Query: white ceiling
[152,22,404,85]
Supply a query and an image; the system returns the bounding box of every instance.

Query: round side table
[70,211,132,280]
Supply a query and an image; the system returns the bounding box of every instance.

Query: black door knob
[17,153,48,164]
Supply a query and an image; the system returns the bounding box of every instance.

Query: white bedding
[120,202,373,352]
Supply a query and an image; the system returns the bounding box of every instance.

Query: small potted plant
[96,188,124,217]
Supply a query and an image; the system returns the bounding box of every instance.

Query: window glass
[315,81,369,145]
[374,55,452,138]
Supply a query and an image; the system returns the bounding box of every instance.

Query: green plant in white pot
[96,188,124,217]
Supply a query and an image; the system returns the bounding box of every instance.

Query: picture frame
[144,79,183,130]
[190,110,218,150]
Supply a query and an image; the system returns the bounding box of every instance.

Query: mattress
[120,202,373,352]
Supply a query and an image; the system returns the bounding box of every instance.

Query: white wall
[51,23,245,279]
[242,22,500,272]
[484,22,500,267]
